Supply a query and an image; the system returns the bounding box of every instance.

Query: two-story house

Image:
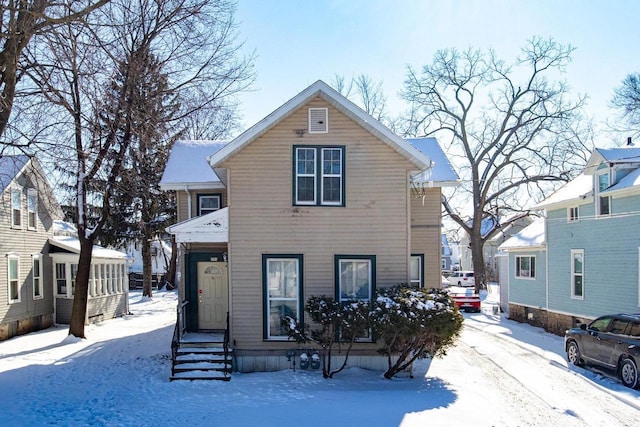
[0,155,60,340]
[160,80,459,375]
[500,145,640,335]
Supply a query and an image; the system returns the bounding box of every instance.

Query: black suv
[565,313,640,388]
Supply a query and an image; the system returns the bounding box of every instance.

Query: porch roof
[166,207,228,243]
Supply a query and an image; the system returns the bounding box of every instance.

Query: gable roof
[584,146,640,175]
[498,218,546,251]
[406,137,460,186]
[160,140,226,190]
[207,80,431,171]
[0,155,30,192]
[533,173,593,210]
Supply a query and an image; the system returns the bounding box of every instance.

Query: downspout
[184,186,192,219]
[545,215,549,312]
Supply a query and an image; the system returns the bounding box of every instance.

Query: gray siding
[507,249,547,307]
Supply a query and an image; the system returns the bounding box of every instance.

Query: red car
[448,288,481,313]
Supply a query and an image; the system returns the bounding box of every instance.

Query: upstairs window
[198,194,221,216]
[11,189,21,227]
[27,189,37,229]
[567,206,579,222]
[294,146,344,206]
[596,171,610,216]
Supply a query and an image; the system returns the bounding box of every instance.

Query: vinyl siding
[176,190,228,222]
[547,191,640,318]
[507,250,547,307]
[410,188,442,288]
[221,97,424,350]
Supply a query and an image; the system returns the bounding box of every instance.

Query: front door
[197,262,228,330]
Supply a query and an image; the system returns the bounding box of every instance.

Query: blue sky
[235,1,640,144]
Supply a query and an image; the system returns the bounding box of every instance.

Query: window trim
[8,254,20,303]
[567,206,579,222]
[595,171,611,217]
[410,254,424,287]
[262,254,304,341]
[32,254,43,300]
[197,193,222,216]
[11,188,22,228]
[27,188,37,230]
[334,255,376,342]
[293,145,345,207]
[515,255,536,279]
[571,249,584,300]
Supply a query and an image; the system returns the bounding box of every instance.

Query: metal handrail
[223,311,230,375]
[171,300,189,367]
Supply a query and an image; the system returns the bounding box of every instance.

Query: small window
[263,255,303,340]
[515,256,536,279]
[596,172,610,216]
[198,194,221,216]
[410,254,423,287]
[27,189,37,229]
[8,255,20,302]
[571,249,584,299]
[11,189,22,228]
[32,255,42,299]
[293,146,344,206]
[56,263,67,296]
[567,206,579,222]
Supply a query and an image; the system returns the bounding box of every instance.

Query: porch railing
[171,300,189,362]
[223,311,230,372]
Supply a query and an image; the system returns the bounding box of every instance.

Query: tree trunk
[142,237,153,297]
[69,238,95,338]
[470,232,487,294]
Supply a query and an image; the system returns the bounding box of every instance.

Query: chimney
[627,137,634,146]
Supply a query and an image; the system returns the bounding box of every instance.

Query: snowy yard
[1,288,639,426]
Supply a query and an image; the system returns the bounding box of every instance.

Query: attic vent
[308,108,328,133]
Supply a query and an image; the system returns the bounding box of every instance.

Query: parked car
[447,271,475,287]
[565,313,640,389]
[447,287,481,313]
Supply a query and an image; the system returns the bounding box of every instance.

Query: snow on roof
[498,218,545,250]
[534,174,593,209]
[49,236,127,259]
[0,155,30,192]
[584,146,640,174]
[602,167,640,195]
[208,80,431,171]
[53,220,78,236]
[406,138,460,186]
[160,140,227,189]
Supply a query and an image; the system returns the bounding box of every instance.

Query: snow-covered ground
[1,287,639,426]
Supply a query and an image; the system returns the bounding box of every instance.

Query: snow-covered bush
[371,286,463,379]
[282,295,369,378]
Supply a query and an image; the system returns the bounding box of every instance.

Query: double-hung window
[27,189,37,229]
[336,255,375,340]
[410,254,423,287]
[571,249,584,299]
[567,206,579,222]
[32,255,42,299]
[56,263,67,296]
[8,255,20,303]
[596,171,610,216]
[294,146,344,206]
[263,255,302,340]
[11,189,22,228]
[515,256,535,279]
[198,194,221,216]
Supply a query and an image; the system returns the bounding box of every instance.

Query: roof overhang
[166,207,228,243]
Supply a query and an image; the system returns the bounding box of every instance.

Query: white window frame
[264,256,301,340]
[198,194,221,216]
[595,171,611,217]
[410,255,423,287]
[515,255,536,279]
[55,262,68,297]
[567,206,579,222]
[320,148,343,206]
[8,254,20,303]
[11,188,22,228]
[571,249,584,300]
[32,254,43,300]
[27,188,37,230]
[294,147,317,205]
[338,258,373,302]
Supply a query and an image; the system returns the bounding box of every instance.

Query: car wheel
[620,358,639,389]
[566,341,582,366]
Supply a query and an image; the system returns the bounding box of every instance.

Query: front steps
[171,332,233,381]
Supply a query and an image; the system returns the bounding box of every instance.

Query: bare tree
[403,37,590,291]
[25,0,253,337]
[611,73,640,139]
[0,0,109,140]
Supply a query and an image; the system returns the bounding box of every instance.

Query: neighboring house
[0,156,60,340]
[459,215,533,281]
[441,234,453,272]
[49,221,129,324]
[124,238,172,289]
[501,146,640,335]
[160,80,459,374]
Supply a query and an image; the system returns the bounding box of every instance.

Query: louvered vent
[308,108,328,133]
